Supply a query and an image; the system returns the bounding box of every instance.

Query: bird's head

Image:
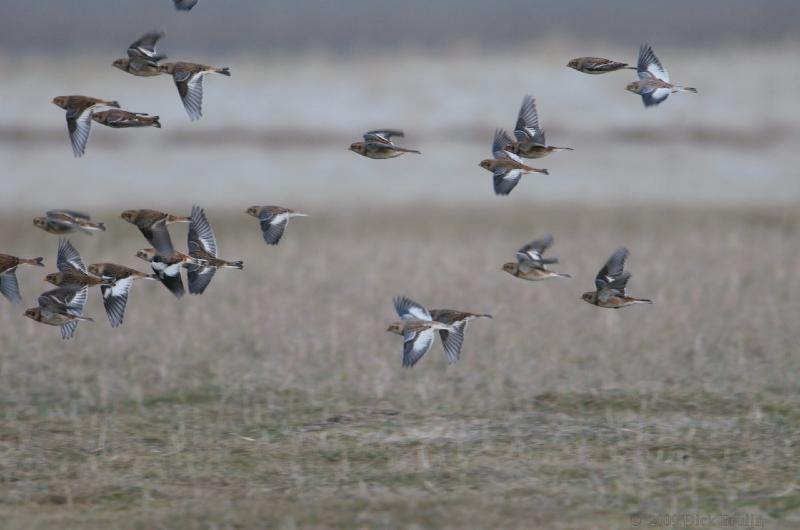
[501,262,518,275]
[245,206,261,218]
[566,58,580,70]
[87,264,101,276]
[32,217,48,229]
[44,272,61,285]
[581,291,597,304]
[136,249,156,262]
[386,322,404,335]
[51,96,67,109]
[479,159,493,171]
[625,82,640,94]
[112,58,128,71]
[120,210,137,223]
[24,308,40,321]
[348,142,365,155]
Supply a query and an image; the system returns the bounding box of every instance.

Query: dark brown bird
[566,57,635,74]
[0,253,44,304]
[52,96,120,157]
[87,263,157,327]
[92,110,161,128]
[479,129,549,196]
[348,130,421,159]
[112,31,167,77]
[33,210,105,235]
[186,206,243,295]
[159,62,230,121]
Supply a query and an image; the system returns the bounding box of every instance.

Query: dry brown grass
[0,204,798,529]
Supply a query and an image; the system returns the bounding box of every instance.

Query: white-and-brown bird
[581,247,653,308]
[51,96,120,157]
[112,31,167,77]
[428,309,491,364]
[0,253,44,304]
[626,43,697,107]
[87,263,157,327]
[348,130,421,159]
[186,206,243,295]
[159,62,230,121]
[502,95,572,159]
[502,234,571,281]
[25,287,93,340]
[479,129,549,196]
[386,296,460,368]
[245,206,308,246]
[33,210,106,235]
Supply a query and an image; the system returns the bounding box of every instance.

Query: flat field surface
[0,205,798,529]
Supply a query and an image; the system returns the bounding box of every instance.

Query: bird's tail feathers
[226,260,244,270]
[633,298,653,304]
[216,67,231,76]
[678,86,698,94]
[23,257,45,267]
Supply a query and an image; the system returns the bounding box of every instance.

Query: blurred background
[0,0,798,210]
[2,3,800,527]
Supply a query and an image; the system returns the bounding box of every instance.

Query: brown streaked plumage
[25,287,93,340]
[581,247,653,309]
[428,309,492,364]
[502,234,571,282]
[159,62,230,121]
[389,296,461,368]
[627,43,697,107]
[0,254,44,304]
[45,239,112,290]
[88,263,157,328]
[186,205,243,295]
[112,31,166,77]
[136,248,204,299]
[245,205,308,246]
[52,95,120,157]
[566,57,635,74]
[92,110,161,128]
[480,129,549,196]
[121,209,191,258]
[502,95,573,159]
[33,210,105,235]
[348,129,421,159]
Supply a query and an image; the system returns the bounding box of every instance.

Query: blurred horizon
[2,1,799,53]
[1,1,798,211]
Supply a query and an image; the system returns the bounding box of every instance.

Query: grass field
[0,204,797,528]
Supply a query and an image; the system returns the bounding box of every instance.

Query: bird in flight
[626,43,697,107]
[581,247,653,308]
[348,130,421,159]
[502,234,571,281]
[479,129,549,196]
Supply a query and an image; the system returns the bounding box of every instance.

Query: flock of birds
[7,2,699,368]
